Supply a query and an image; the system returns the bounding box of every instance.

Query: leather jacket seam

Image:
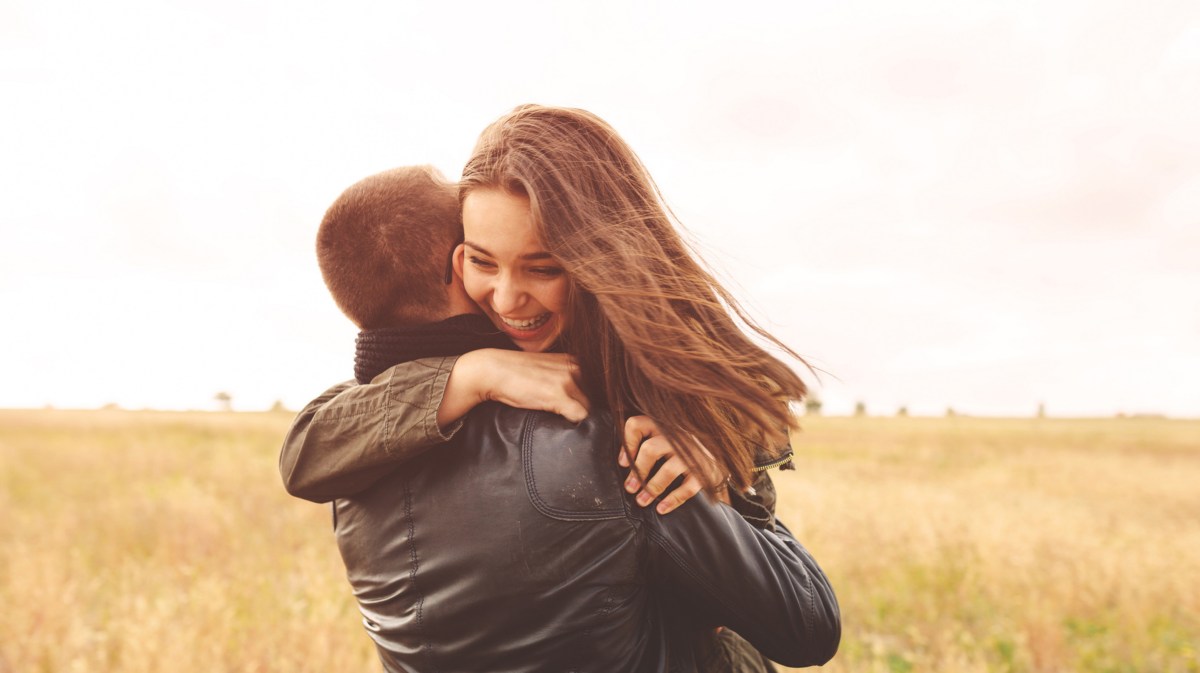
[402,480,440,673]
[521,413,625,522]
[805,545,817,644]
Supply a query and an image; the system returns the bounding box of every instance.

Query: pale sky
[2,0,1197,417]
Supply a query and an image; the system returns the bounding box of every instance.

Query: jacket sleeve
[643,500,841,667]
[723,416,795,530]
[278,356,462,503]
[726,470,778,531]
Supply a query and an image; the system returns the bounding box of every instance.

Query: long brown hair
[460,104,809,490]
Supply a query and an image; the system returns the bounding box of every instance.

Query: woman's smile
[498,312,552,331]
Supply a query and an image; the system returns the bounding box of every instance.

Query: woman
[449,105,810,672]
[453,104,807,497]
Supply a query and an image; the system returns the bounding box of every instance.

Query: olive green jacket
[279,356,464,504]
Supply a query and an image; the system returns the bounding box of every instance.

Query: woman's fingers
[633,451,687,506]
[621,415,658,469]
[655,475,704,515]
[546,355,589,421]
[621,417,728,513]
[540,354,589,422]
[555,376,590,423]
[631,435,671,489]
[482,350,590,422]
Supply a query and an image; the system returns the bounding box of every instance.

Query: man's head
[317,165,474,329]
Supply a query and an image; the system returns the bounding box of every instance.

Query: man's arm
[644,497,841,667]
[518,409,836,665]
[279,356,461,503]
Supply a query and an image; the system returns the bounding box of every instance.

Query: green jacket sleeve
[726,429,794,531]
[727,470,779,531]
[278,355,462,503]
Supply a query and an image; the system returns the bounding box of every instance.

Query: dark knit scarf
[354,314,517,384]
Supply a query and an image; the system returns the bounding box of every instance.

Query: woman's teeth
[500,313,551,331]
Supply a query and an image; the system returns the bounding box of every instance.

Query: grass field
[1,409,1196,672]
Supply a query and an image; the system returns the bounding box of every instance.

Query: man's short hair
[317,166,460,329]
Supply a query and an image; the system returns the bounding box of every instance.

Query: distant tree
[804,397,823,416]
[1036,402,1046,419]
[214,391,233,412]
[269,399,289,413]
[896,406,908,417]
[946,406,957,418]
[100,402,121,411]
[854,401,867,417]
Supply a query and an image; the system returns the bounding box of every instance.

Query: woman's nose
[489,274,526,314]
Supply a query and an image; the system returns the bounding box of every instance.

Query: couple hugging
[279,104,840,672]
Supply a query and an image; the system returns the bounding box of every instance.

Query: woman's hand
[621,415,729,515]
[438,349,590,429]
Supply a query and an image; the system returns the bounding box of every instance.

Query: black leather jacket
[329,401,840,672]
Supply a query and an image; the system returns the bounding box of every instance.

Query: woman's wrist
[437,350,491,429]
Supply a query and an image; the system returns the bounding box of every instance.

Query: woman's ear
[452,243,466,280]
[447,243,480,316]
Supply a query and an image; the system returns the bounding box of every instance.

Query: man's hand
[439,349,590,429]
[621,415,729,515]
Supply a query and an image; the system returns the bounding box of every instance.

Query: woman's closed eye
[529,266,565,278]
[467,255,497,271]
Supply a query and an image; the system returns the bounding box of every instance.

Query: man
[280,166,840,671]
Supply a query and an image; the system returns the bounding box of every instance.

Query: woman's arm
[279,351,589,503]
[438,349,588,428]
[279,356,459,503]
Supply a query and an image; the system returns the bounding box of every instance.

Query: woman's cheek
[548,277,570,313]
[461,270,488,306]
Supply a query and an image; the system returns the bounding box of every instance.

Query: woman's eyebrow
[463,241,554,261]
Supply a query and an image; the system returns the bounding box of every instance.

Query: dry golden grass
[1,410,1196,672]
[779,416,1200,673]
[0,409,376,672]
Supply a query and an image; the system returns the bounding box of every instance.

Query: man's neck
[352,314,515,384]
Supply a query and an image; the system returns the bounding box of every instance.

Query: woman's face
[456,188,569,353]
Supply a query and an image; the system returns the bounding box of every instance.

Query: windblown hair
[460,104,809,490]
[317,166,460,329]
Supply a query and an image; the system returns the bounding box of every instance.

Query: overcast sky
[3,0,1197,417]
